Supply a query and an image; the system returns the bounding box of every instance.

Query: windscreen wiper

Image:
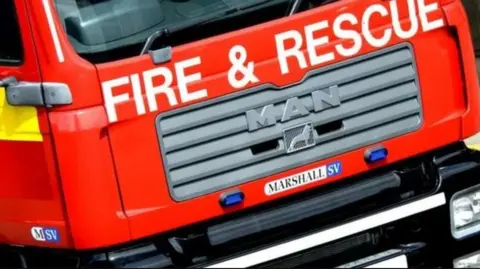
[140,0,274,55]
[288,0,303,15]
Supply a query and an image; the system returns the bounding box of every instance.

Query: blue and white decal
[265,161,343,196]
[31,227,60,243]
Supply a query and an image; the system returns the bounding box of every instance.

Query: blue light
[365,146,388,164]
[219,190,245,207]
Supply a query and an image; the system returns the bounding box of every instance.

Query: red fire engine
[1,0,480,267]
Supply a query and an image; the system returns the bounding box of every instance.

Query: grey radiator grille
[155,43,423,201]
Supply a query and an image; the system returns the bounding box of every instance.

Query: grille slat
[163,65,416,152]
[166,82,418,169]
[173,116,421,199]
[155,44,424,201]
[159,48,413,136]
[169,98,420,185]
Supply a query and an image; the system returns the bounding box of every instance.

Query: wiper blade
[140,0,274,55]
[288,0,303,15]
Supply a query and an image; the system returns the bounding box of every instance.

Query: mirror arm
[0,76,18,87]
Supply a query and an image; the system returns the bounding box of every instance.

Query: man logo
[283,122,315,154]
[31,227,60,243]
[245,85,340,132]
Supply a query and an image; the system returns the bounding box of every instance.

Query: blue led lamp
[219,189,245,208]
[364,145,389,164]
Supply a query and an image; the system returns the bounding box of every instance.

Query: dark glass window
[53,0,293,63]
[53,0,338,64]
[0,0,23,65]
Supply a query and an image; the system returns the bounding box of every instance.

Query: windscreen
[53,0,331,63]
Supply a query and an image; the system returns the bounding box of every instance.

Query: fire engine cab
[1,0,480,267]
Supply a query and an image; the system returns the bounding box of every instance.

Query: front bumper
[200,142,480,268]
[206,194,446,268]
[2,142,480,268]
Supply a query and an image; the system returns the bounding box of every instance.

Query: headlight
[454,250,480,268]
[450,184,480,239]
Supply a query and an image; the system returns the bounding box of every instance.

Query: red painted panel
[0,0,69,248]
[16,0,479,250]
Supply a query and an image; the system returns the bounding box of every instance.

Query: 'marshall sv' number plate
[264,161,342,196]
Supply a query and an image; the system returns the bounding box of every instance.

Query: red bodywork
[0,0,478,250]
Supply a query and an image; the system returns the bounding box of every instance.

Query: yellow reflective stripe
[0,87,43,142]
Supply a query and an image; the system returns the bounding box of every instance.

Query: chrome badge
[283,122,315,154]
